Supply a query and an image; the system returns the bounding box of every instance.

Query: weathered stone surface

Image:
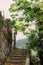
[5,48,27,65]
[0,18,12,62]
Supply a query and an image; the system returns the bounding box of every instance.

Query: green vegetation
[0,0,43,65]
[9,0,43,65]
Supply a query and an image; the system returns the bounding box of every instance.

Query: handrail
[25,45,30,65]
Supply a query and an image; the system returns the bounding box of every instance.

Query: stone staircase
[5,48,27,65]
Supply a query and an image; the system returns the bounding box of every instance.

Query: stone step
[7,61,25,63]
[6,60,25,63]
[7,58,26,62]
[10,52,27,56]
[11,49,27,54]
[5,49,27,65]
[10,55,26,57]
[8,56,26,59]
[5,62,25,65]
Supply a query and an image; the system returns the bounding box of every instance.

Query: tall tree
[9,0,43,64]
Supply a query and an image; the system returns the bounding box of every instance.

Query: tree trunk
[14,32,16,48]
[38,21,43,65]
[12,29,17,50]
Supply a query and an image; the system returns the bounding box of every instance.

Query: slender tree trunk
[38,21,43,65]
[14,32,16,48]
[12,28,17,49]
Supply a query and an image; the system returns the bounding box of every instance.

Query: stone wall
[0,18,12,62]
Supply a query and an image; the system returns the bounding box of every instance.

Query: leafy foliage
[9,0,43,64]
[27,32,38,48]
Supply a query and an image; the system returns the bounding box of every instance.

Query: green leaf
[19,18,24,21]
[10,20,16,25]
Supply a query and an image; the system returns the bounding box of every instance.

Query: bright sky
[0,0,27,41]
[0,0,34,19]
[0,0,36,42]
[0,0,42,19]
[0,0,13,19]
